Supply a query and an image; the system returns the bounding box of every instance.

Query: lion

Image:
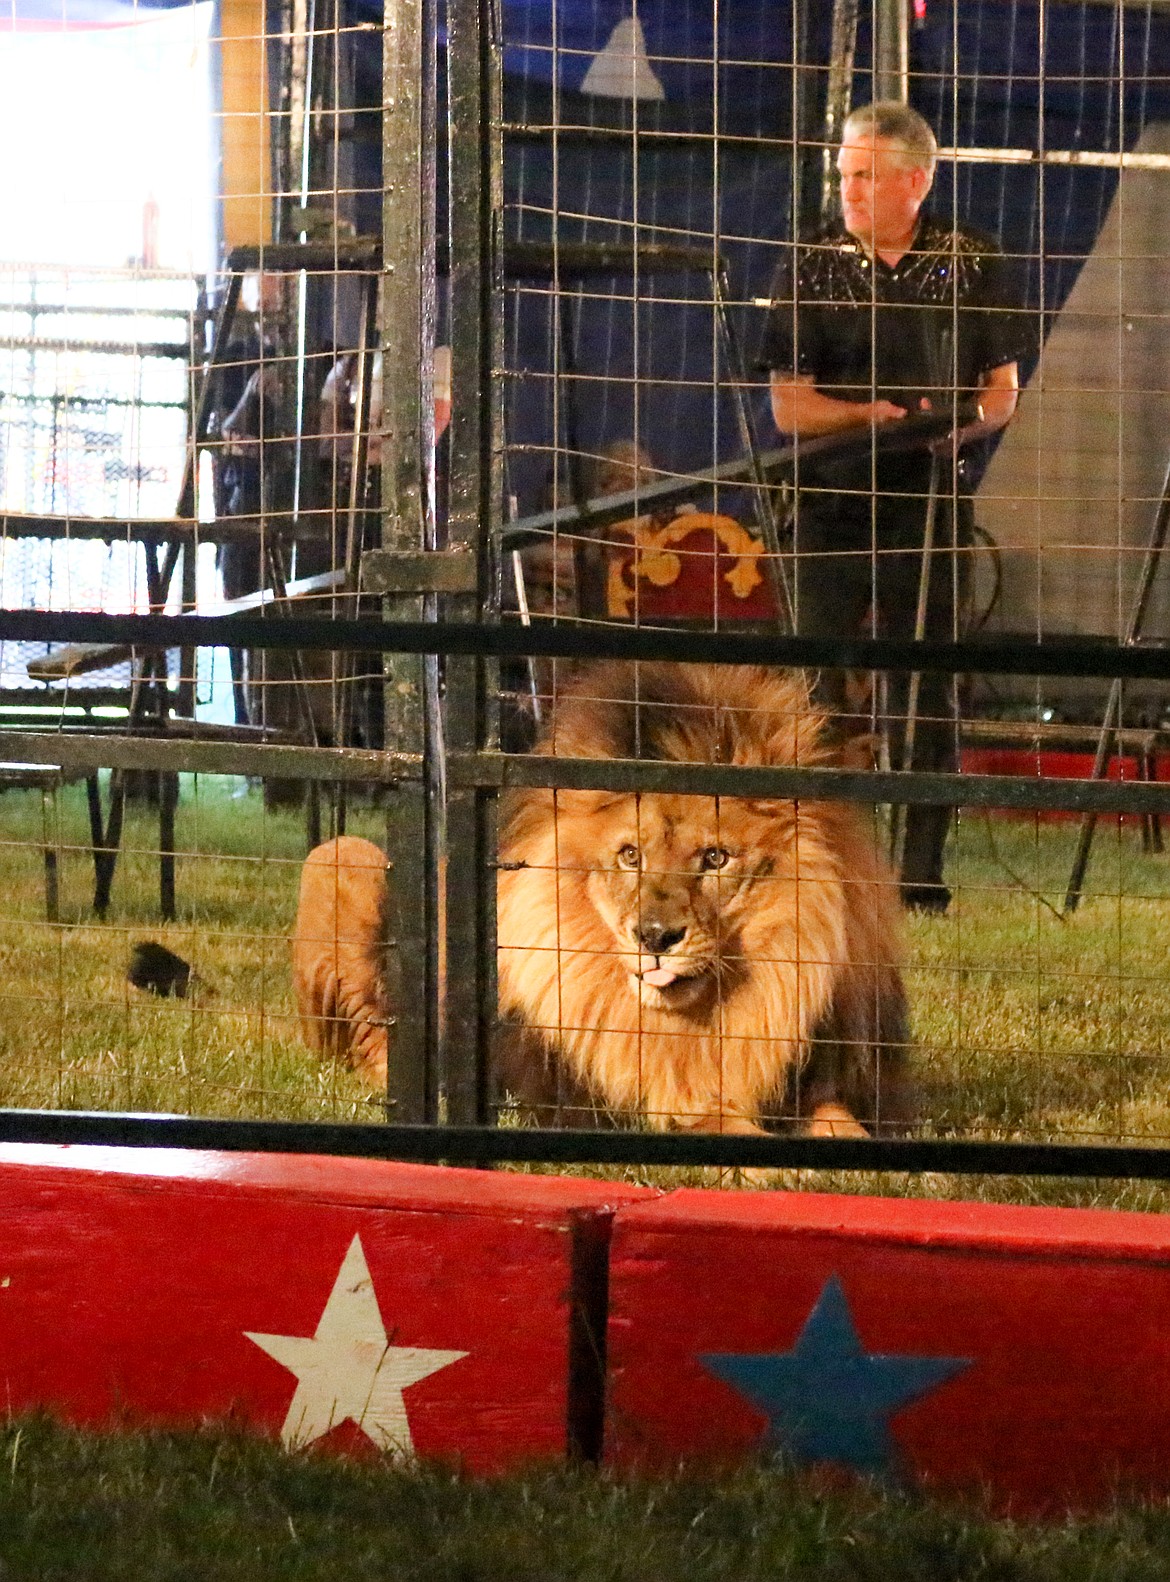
[495,663,912,1137]
[291,835,389,1086]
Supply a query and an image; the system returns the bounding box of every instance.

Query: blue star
[700,1275,970,1479]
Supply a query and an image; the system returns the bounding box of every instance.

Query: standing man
[761,101,1034,912]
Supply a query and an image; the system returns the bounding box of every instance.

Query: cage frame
[3,0,1170,1179]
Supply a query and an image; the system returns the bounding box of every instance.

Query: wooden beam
[219,0,272,250]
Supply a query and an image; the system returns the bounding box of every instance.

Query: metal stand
[502,241,793,631]
[888,322,959,879]
[1063,448,1170,913]
[888,452,942,876]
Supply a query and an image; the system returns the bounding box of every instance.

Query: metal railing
[3,603,1170,1179]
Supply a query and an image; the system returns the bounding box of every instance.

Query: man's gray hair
[842,101,938,175]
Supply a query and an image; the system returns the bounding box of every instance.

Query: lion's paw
[803,1102,869,1139]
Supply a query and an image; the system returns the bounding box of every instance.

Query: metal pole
[443,0,503,1127]
[380,0,435,1123]
[331,273,378,831]
[889,452,940,874]
[791,0,823,236]
[821,0,859,223]
[290,0,319,528]
[1063,448,1170,914]
[873,0,909,104]
[713,264,794,632]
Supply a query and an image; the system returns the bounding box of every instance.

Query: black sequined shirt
[759,216,1035,497]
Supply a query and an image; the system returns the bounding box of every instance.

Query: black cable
[969,521,1003,635]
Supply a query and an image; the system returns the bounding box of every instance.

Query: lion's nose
[636,921,686,956]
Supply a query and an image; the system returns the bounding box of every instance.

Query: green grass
[911,810,1170,1144]
[0,775,382,1121]
[2,779,1170,1207]
[772,808,1170,1213]
[2,797,1170,1566]
[4,1416,1170,1581]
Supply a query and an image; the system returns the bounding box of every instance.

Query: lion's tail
[291,835,389,1087]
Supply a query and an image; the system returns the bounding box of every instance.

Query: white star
[245,1233,467,1453]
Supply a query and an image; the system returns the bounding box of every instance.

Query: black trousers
[792,486,974,892]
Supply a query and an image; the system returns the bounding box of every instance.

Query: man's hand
[926,362,1020,455]
[771,373,914,437]
[868,398,908,424]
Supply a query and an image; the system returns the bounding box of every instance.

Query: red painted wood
[960,747,1151,822]
[605,1189,1170,1512]
[0,1146,648,1471]
[603,513,780,623]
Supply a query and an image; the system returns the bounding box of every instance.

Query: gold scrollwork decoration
[606,512,766,619]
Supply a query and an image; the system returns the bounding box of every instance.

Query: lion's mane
[496,663,911,1134]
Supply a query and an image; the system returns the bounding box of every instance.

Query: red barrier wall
[6,1145,1170,1511]
[605,1188,1170,1512]
[960,746,1159,821]
[0,1144,648,1471]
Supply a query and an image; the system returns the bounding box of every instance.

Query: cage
[0,0,1168,1202]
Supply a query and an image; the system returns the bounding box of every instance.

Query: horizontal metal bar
[24,580,349,682]
[504,410,971,553]
[3,607,1170,682]
[498,240,726,280]
[226,242,381,273]
[0,730,418,784]
[501,130,1170,173]
[502,123,759,149]
[0,1108,1168,1180]
[0,513,335,545]
[0,514,197,542]
[0,338,187,358]
[450,752,1170,818]
[938,144,1170,171]
[361,548,478,594]
[225,238,725,282]
[0,302,192,321]
[1,730,1166,817]
[497,415,971,547]
[497,449,782,547]
[0,393,185,413]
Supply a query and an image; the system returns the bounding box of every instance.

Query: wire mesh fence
[0,0,1169,1194]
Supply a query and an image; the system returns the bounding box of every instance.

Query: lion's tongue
[641,965,679,988]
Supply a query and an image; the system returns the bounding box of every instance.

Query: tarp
[2,0,196,27]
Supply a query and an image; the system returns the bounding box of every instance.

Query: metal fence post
[381,0,436,1123]
[443,0,504,1126]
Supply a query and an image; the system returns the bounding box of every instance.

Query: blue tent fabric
[487,1,1170,509]
[915,2,1170,317]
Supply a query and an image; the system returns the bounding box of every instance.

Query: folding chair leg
[159,771,178,922]
[92,768,127,919]
[40,786,59,924]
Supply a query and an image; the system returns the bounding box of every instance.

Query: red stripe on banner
[604,1190,1170,1512]
[0,1146,649,1471]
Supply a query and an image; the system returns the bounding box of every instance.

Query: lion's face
[581,792,793,1016]
[496,663,908,1135]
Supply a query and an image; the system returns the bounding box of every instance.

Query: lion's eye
[699,846,731,872]
[616,843,641,870]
